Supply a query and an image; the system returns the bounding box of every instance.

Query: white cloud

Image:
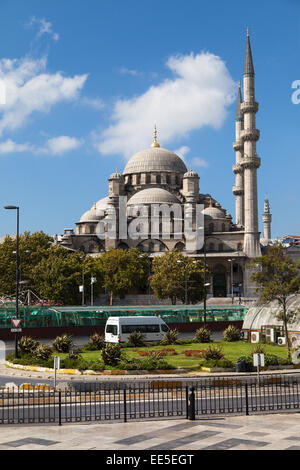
[190,156,208,168]
[119,67,143,77]
[174,146,191,161]
[28,17,60,42]
[81,96,105,110]
[0,136,83,156]
[41,136,83,155]
[0,56,87,137]
[0,139,31,155]
[96,52,236,159]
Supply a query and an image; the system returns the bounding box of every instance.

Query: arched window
[209,223,214,234]
[209,243,215,252]
[156,174,161,184]
[90,225,95,234]
[146,174,151,184]
[222,223,226,232]
[136,174,141,185]
[166,174,171,184]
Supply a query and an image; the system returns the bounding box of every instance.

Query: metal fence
[0,374,299,425]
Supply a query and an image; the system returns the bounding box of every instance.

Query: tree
[249,245,300,358]
[98,248,149,305]
[150,251,205,305]
[0,232,53,297]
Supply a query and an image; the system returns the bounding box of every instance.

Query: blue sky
[0,0,299,239]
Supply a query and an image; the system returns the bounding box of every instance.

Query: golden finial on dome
[209,197,213,208]
[151,124,160,148]
[94,202,97,210]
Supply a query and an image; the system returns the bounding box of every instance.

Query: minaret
[262,197,272,243]
[240,29,261,258]
[233,81,245,227]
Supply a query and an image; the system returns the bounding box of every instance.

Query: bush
[264,354,279,366]
[18,336,39,356]
[101,343,123,366]
[52,334,73,353]
[203,345,224,361]
[67,350,81,360]
[194,328,212,343]
[223,326,241,342]
[88,333,106,350]
[252,345,266,355]
[161,329,179,345]
[127,331,146,347]
[33,344,53,361]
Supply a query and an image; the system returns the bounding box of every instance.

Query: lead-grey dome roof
[123,147,187,175]
[127,188,180,205]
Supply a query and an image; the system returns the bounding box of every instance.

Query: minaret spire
[262,197,272,244]
[240,27,261,259]
[244,28,255,77]
[233,80,245,227]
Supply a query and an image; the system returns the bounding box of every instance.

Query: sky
[0,0,299,239]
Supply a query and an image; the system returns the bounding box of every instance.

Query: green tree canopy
[150,251,205,305]
[98,248,149,305]
[249,245,300,357]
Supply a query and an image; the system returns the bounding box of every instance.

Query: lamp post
[4,205,20,359]
[228,259,234,304]
[177,260,188,305]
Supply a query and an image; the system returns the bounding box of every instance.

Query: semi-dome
[80,205,99,222]
[202,206,226,219]
[127,188,180,205]
[123,146,187,175]
[79,197,112,222]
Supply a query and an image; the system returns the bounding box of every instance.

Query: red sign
[11,319,22,328]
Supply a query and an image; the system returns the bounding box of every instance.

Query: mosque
[60,31,272,299]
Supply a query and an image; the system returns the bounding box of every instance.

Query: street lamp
[198,226,208,327]
[177,260,188,305]
[4,205,20,359]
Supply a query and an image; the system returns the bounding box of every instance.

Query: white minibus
[105,316,170,343]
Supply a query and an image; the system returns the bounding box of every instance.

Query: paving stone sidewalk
[0,413,300,450]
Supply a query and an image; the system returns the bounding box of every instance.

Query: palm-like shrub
[161,328,178,345]
[67,349,81,360]
[101,343,122,366]
[89,333,106,350]
[128,331,146,347]
[194,328,212,343]
[18,336,39,356]
[52,334,73,353]
[203,345,224,361]
[223,326,241,342]
[33,344,53,361]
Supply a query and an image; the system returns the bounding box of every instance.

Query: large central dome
[123,146,187,175]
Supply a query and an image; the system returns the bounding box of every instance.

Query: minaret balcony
[241,129,260,142]
[232,186,244,196]
[233,140,243,151]
[232,164,243,175]
[241,101,259,114]
[240,155,261,170]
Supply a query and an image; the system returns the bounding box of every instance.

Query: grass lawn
[57,341,289,369]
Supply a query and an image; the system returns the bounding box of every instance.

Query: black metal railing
[0,374,299,425]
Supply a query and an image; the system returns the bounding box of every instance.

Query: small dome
[127,188,180,205]
[80,207,99,222]
[123,147,187,175]
[202,206,226,219]
[79,197,112,223]
[184,169,199,178]
[109,170,123,180]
